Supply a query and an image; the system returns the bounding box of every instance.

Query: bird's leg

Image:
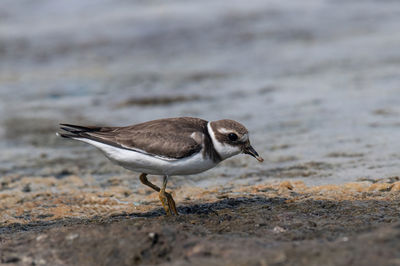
[139,173,161,192]
[139,173,178,215]
[160,175,178,215]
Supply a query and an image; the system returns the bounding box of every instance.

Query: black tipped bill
[243,145,264,162]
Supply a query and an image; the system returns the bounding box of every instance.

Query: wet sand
[2,179,400,265]
[1,0,400,265]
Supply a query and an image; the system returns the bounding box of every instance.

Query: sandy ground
[1,0,400,265]
[2,177,400,265]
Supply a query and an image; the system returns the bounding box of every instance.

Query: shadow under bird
[57,117,263,215]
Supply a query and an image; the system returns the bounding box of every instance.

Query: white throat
[207,122,241,160]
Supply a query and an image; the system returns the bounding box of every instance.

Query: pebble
[66,233,79,241]
[36,234,47,241]
[273,226,286,233]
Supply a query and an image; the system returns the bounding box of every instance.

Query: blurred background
[1,0,400,191]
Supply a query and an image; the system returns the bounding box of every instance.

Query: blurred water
[1,0,400,188]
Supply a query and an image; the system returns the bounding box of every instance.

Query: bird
[57,117,263,215]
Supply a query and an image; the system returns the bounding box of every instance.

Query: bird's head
[208,119,264,162]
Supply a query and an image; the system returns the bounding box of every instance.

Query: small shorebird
[57,117,263,215]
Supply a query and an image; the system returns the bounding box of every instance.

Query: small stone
[148,232,158,245]
[308,221,317,227]
[36,234,47,241]
[256,223,267,227]
[66,233,79,241]
[22,256,33,264]
[273,226,286,233]
[22,183,31,193]
[368,183,393,192]
[279,181,293,191]
[187,244,208,256]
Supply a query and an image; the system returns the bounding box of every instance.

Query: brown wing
[60,117,208,159]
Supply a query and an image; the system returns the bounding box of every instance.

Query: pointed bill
[243,145,264,162]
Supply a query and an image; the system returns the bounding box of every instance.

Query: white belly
[76,138,218,175]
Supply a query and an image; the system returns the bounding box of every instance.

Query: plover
[57,117,263,215]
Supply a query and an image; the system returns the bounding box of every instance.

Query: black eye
[228,133,238,141]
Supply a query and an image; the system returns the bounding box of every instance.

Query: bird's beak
[243,145,264,162]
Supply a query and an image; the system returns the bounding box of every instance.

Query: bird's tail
[56,124,102,139]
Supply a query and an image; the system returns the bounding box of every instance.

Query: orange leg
[139,173,178,215]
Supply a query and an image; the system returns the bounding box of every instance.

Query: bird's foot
[159,189,178,215]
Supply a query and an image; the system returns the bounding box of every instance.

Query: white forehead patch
[218,128,248,142]
[208,123,241,160]
[218,128,231,134]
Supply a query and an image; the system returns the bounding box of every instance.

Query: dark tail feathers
[57,124,102,139]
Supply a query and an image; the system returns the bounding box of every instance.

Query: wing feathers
[57,117,208,159]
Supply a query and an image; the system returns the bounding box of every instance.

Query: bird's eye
[228,133,238,141]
